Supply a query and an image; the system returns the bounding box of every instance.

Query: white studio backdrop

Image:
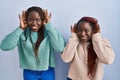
[0,0,120,80]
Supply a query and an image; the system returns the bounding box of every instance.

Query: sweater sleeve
[92,33,115,64]
[0,27,24,51]
[45,22,65,52]
[61,33,79,63]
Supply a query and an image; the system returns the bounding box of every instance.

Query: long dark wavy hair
[25,6,45,56]
[76,16,98,77]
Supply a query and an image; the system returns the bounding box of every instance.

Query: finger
[46,9,48,17]
[74,23,77,26]
[44,9,47,17]
[22,10,24,17]
[49,12,52,19]
[96,23,99,27]
[71,24,74,29]
[74,23,77,28]
[22,10,26,19]
[71,24,74,28]
[42,9,45,16]
[24,10,27,17]
[18,14,21,20]
[97,25,100,33]
[71,25,73,32]
[71,25,72,30]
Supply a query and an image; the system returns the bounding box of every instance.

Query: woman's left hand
[94,24,100,33]
[43,9,52,25]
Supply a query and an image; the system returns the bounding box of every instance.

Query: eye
[77,27,82,33]
[84,29,89,33]
[36,18,41,22]
[28,18,34,22]
[28,18,41,23]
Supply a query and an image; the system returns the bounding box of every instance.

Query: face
[27,11,42,32]
[77,22,93,42]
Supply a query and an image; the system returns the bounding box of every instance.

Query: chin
[80,39,89,42]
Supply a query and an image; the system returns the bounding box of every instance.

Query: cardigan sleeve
[92,33,115,64]
[0,27,23,51]
[45,22,65,52]
[61,33,79,63]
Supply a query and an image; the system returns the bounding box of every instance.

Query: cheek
[38,22,43,28]
[38,21,42,25]
[87,32,93,38]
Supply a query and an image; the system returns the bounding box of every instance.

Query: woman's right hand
[19,10,28,30]
[71,23,77,33]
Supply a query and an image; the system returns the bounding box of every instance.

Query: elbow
[0,47,12,51]
[104,59,114,65]
[107,55,115,65]
[61,55,72,63]
[0,43,9,51]
[0,44,6,51]
[99,55,115,65]
[0,46,9,51]
[0,44,14,51]
[61,58,71,63]
[56,46,64,52]
[54,43,66,52]
[106,53,115,65]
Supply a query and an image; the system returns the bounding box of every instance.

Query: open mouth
[30,26,38,31]
[80,37,88,41]
[31,26,38,30]
[32,26,37,28]
[80,36,87,39]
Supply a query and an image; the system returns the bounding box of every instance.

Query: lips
[30,26,38,32]
[31,26,39,30]
[32,26,37,29]
[80,36,87,39]
[81,37,87,39]
[29,25,41,32]
[80,36,88,41]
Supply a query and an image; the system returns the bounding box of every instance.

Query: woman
[0,6,65,80]
[61,16,115,80]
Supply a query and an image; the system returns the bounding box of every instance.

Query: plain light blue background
[0,0,120,80]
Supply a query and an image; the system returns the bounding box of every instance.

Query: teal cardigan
[0,22,65,70]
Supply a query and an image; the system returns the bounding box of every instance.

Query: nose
[33,20,37,25]
[81,31,86,36]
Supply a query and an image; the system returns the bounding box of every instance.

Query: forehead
[77,22,92,29]
[28,11,40,18]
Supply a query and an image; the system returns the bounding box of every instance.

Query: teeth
[32,26,37,29]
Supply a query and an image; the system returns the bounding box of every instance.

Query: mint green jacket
[0,22,65,70]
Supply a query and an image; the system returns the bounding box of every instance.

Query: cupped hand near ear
[19,10,28,30]
[94,24,100,33]
[71,23,77,33]
[43,9,52,25]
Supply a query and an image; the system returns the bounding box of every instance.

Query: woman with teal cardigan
[0,6,65,80]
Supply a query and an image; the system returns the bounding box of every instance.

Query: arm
[92,33,115,64]
[43,9,65,52]
[0,27,23,51]
[45,22,65,52]
[61,33,79,63]
[0,10,28,51]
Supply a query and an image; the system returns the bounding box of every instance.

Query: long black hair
[26,6,45,56]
